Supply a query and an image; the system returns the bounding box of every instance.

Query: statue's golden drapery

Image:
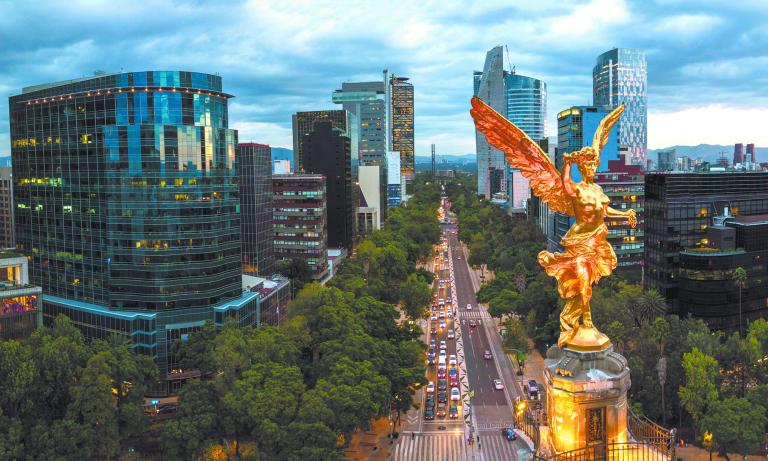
[471,97,636,351]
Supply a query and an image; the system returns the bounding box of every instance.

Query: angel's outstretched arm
[562,160,576,198]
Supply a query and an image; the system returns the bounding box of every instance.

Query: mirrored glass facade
[593,48,647,167]
[389,76,414,194]
[238,143,275,276]
[10,71,257,392]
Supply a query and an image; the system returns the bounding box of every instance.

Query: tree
[488,289,521,319]
[67,351,120,460]
[162,379,220,459]
[277,258,313,295]
[637,289,666,326]
[679,347,719,436]
[701,396,767,459]
[733,266,747,336]
[503,316,529,353]
[399,273,433,320]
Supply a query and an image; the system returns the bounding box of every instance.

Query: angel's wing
[470,97,574,217]
[592,103,625,155]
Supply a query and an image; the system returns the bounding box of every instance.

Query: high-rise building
[594,160,644,272]
[475,46,546,207]
[272,174,328,280]
[644,171,768,313]
[474,46,507,199]
[593,48,647,166]
[506,71,546,141]
[358,165,381,229]
[0,168,14,249]
[273,159,291,175]
[677,211,768,332]
[238,143,275,277]
[387,151,402,207]
[301,121,354,250]
[388,75,414,196]
[292,110,358,179]
[733,143,745,165]
[556,106,619,179]
[10,71,261,392]
[0,252,42,339]
[746,143,756,163]
[657,149,677,172]
[332,81,388,221]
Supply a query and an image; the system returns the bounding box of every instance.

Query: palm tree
[637,289,666,325]
[733,266,747,336]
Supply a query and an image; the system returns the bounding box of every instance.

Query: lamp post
[656,356,667,425]
[702,431,713,461]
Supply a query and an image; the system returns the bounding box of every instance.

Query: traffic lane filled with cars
[422,243,463,428]
[446,227,508,408]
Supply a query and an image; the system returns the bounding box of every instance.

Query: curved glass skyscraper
[593,48,647,167]
[505,73,547,141]
[10,71,258,393]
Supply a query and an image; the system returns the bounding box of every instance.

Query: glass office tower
[593,48,647,167]
[238,143,275,276]
[332,82,388,221]
[9,71,259,393]
[505,72,546,141]
[389,76,414,196]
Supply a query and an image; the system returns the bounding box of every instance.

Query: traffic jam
[422,205,463,426]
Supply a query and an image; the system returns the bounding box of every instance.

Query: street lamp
[656,356,667,425]
[703,431,713,461]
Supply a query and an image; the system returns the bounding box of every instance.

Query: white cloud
[232,121,293,149]
[648,105,768,148]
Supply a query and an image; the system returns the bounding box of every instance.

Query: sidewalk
[677,445,767,461]
[342,417,395,461]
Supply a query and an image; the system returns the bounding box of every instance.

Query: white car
[431,314,437,321]
[450,387,461,401]
[426,381,435,393]
[449,354,457,365]
[439,350,447,358]
[466,303,472,310]
[493,379,504,390]
[447,330,455,339]
[439,311,445,319]
[440,341,447,350]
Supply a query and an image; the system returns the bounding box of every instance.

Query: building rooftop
[731,214,768,225]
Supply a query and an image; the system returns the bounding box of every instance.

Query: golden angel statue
[470,97,636,351]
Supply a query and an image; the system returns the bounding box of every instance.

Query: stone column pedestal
[543,344,631,454]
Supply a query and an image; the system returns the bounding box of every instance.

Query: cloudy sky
[1,0,767,157]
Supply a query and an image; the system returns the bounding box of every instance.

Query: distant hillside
[649,144,766,163]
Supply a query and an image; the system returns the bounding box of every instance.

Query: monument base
[543,344,631,454]
[561,325,612,352]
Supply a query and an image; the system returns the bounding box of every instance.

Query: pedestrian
[412,431,415,440]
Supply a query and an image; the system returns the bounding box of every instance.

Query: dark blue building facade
[9,71,258,393]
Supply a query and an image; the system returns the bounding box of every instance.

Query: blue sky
[1,0,767,156]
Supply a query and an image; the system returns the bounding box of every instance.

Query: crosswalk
[459,310,491,319]
[390,434,465,461]
[390,432,520,461]
[472,432,522,461]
